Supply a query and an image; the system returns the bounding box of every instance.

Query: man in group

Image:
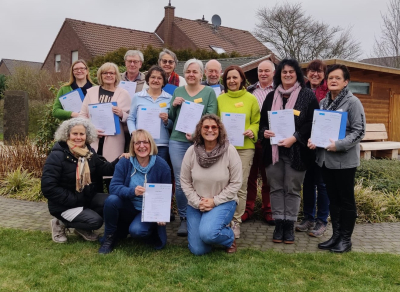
[201,59,224,94]
[120,50,146,93]
[243,60,275,225]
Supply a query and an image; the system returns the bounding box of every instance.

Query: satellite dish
[211,14,221,28]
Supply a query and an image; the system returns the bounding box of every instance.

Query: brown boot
[226,239,237,253]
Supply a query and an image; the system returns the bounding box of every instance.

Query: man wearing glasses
[120,50,146,92]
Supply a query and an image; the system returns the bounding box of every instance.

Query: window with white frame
[71,51,78,63]
[348,81,370,95]
[55,54,61,72]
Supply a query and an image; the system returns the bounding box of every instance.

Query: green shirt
[52,86,73,120]
[169,86,218,142]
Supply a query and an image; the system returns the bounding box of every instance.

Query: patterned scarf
[193,140,229,168]
[271,82,302,165]
[168,71,180,86]
[67,140,92,192]
[321,87,349,111]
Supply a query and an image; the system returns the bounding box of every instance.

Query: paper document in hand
[59,88,84,112]
[175,101,204,134]
[119,81,137,101]
[88,103,117,135]
[137,107,161,139]
[222,112,246,146]
[310,110,347,148]
[142,183,172,223]
[211,84,221,96]
[269,109,295,145]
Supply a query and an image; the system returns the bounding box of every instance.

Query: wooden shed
[301,59,400,142]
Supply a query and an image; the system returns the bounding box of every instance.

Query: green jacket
[52,86,74,120]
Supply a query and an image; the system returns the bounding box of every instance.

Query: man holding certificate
[259,59,319,245]
[120,50,146,93]
[217,65,260,239]
[308,64,365,253]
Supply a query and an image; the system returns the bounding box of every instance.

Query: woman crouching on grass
[180,114,242,255]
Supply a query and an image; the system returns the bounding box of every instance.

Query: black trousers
[56,193,109,230]
[321,166,357,216]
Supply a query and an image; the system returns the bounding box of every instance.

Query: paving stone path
[1,196,399,254]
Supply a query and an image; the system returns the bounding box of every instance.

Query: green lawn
[1,228,399,291]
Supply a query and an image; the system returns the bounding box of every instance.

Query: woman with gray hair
[41,118,126,244]
[158,49,187,86]
[168,58,218,236]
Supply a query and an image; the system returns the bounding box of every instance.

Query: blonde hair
[129,129,158,157]
[97,62,121,87]
[64,59,94,86]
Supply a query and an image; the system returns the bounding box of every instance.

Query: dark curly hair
[145,65,168,89]
[273,58,305,89]
[222,65,247,91]
[192,114,228,146]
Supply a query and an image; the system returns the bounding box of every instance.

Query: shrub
[34,102,60,154]
[0,74,6,99]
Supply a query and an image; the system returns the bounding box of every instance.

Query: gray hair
[158,48,178,64]
[258,60,275,71]
[97,62,121,87]
[54,118,98,144]
[183,58,204,76]
[124,50,144,62]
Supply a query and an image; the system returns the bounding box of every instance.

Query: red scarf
[168,71,180,86]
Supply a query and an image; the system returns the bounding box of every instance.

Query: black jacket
[259,88,319,171]
[41,141,118,216]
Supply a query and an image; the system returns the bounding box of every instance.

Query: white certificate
[175,101,204,134]
[268,109,295,145]
[311,110,342,148]
[222,112,246,146]
[142,183,172,223]
[88,103,117,135]
[211,85,221,97]
[59,89,83,112]
[119,81,137,100]
[137,107,161,139]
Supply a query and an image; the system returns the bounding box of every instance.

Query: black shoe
[318,205,341,250]
[177,217,188,237]
[272,219,284,243]
[98,233,117,254]
[330,209,356,253]
[283,220,295,244]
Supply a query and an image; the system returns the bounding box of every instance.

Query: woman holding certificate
[168,59,218,237]
[98,130,171,254]
[41,118,121,243]
[308,64,365,253]
[181,114,242,254]
[53,59,94,120]
[158,49,187,86]
[259,58,319,244]
[217,65,260,239]
[79,62,131,162]
[127,66,172,162]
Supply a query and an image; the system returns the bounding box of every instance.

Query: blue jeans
[103,195,156,238]
[169,140,192,218]
[187,201,236,256]
[302,162,329,224]
[157,146,170,163]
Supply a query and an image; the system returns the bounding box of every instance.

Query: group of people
[42,48,365,256]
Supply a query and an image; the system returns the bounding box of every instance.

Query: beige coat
[79,86,131,162]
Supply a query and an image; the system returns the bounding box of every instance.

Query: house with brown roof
[0,59,43,76]
[42,2,270,74]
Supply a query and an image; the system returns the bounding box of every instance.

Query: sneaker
[74,228,98,241]
[177,217,188,237]
[50,218,67,243]
[295,219,315,232]
[231,221,241,239]
[98,233,117,254]
[308,220,327,237]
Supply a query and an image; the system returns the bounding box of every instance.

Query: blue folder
[60,88,85,101]
[163,84,178,95]
[314,109,347,139]
[89,102,121,135]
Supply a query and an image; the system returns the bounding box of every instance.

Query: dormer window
[210,46,226,54]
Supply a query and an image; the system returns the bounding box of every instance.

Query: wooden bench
[360,124,400,160]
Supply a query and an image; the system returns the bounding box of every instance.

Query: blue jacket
[109,156,171,249]
[127,89,173,146]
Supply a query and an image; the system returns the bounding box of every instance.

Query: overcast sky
[1,0,390,63]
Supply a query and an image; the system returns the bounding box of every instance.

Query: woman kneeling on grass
[98,129,172,254]
[180,114,242,255]
[41,118,125,243]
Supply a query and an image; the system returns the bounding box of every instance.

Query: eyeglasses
[126,60,141,65]
[161,59,175,65]
[202,125,218,131]
[101,72,116,76]
[134,140,150,146]
[73,67,87,72]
